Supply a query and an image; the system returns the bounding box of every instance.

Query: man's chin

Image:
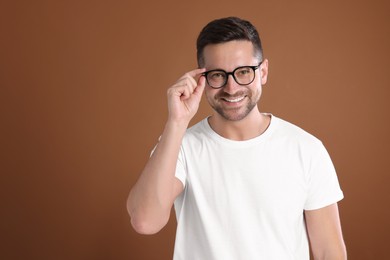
[216,108,251,122]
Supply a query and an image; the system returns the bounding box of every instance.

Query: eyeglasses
[202,62,262,89]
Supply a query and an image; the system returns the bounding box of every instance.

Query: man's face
[202,40,268,121]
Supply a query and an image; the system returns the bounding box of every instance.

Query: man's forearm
[127,120,188,234]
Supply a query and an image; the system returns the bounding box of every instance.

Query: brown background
[1,0,389,259]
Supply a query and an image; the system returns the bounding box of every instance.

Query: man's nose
[223,74,240,94]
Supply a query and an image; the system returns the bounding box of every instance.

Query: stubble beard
[210,90,259,121]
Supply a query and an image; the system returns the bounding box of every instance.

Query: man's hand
[167,68,206,124]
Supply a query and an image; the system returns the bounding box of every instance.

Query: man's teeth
[223,96,245,103]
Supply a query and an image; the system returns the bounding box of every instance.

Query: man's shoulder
[182,118,210,141]
[186,118,207,134]
[272,115,322,145]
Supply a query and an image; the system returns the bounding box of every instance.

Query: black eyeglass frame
[202,61,263,89]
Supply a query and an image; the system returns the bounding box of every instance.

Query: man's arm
[305,203,347,260]
[127,68,206,235]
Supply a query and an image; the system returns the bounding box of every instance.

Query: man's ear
[260,59,269,85]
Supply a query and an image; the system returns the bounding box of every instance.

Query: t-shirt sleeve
[175,145,187,187]
[304,142,344,210]
[150,139,187,188]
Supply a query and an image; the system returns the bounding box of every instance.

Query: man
[128,17,347,259]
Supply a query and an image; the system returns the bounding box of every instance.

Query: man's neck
[208,109,271,141]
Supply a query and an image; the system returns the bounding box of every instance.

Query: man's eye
[237,68,251,75]
[210,72,225,79]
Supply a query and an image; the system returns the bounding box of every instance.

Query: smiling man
[127,17,347,260]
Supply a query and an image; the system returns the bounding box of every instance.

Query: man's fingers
[168,67,207,103]
[180,87,191,100]
[177,68,205,86]
[186,68,206,79]
[173,68,206,97]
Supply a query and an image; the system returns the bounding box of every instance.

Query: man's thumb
[194,76,206,97]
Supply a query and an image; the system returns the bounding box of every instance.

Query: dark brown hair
[196,17,263,67]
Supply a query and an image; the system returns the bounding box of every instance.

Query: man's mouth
[221,96,245,103]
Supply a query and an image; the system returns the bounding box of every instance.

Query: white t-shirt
[173,115,344,260]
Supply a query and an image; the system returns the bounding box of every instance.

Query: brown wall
[1,0,389,259]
